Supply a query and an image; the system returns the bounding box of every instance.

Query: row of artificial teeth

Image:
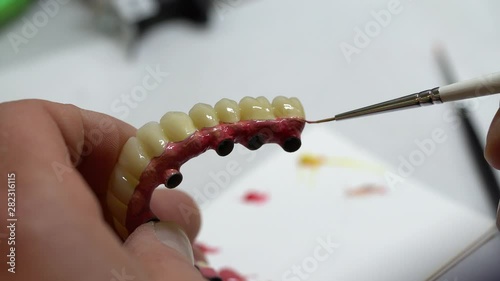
[165,96,305,143]
[106,96,304,229]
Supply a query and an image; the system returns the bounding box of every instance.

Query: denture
[107,96,306,239]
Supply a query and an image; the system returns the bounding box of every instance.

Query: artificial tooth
[118,137,151,179]
[272,96,306,118]
[289,97,305,117]
[189,103,220,129]
[256,96,273,108]
[214,98,240,123]
[137,122,168,157]
[160,112,197,142]
[107,191,128,226]
[108,166,138,205]
[239,96,275,120]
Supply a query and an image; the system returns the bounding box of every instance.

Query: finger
[0,100,139,280]
[127,189,205,280]
[150,189,202,242]
[193,244,208,263]
[485,108,500,169]
[43,100,136,196]
[0,100,204,281]
[0,99,136,234]
[124,222,205,281]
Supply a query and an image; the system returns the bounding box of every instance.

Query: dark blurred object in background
[89,0,211,41]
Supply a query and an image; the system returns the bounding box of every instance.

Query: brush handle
[312,71,500,123]
[439,72,500,102]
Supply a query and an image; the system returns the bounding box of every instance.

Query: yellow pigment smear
[298,153,385,174]
[298,154,326,168]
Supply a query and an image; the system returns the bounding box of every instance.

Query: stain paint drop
[242,191,269,204]
[298,154,326,168]
[219,267,247,281]
[195,242,220,255]
[346,184,387,198]
[298,153,385,174]
[195,262,220,280]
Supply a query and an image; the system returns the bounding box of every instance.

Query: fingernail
[153,221,194,264]
[195,261,222,281]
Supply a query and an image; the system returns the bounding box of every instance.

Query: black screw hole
[216,139,234,156]
[283,137,301,153]
[247,135,264,150]
[166,173,183,189]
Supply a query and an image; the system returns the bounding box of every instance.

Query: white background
[0,0,499,223]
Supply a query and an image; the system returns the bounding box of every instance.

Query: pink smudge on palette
[345,184,387,198]
[219,267,247,281]
[195,242,220,255]
[242,191,269,204]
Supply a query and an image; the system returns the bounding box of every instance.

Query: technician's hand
[0,100,206,281]
[485,107,500,228]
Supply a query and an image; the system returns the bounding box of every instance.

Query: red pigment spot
[219,267,247,281]
[242,191,269,204]
[195,242,220,254]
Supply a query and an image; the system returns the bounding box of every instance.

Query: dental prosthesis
[106,96,306,240]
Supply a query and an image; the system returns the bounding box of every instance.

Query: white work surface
[1,0,500,277]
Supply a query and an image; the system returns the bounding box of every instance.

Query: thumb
[485,107,500,229]
[124,221,204,281]
[485,108,500,169]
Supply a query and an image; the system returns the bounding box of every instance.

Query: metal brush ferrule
[334,87,442,121]
[415,87,442,106]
